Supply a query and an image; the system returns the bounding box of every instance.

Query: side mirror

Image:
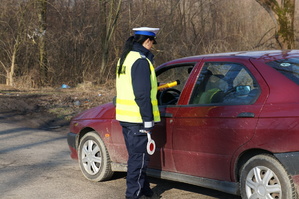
[236,85,251,95]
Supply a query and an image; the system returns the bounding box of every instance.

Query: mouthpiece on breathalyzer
[158,80,180,90]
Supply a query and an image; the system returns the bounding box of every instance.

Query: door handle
[237,112,255,118]
[161,112,173,118]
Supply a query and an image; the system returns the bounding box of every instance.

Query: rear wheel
[240,154,297,199]
[78,131,114,181]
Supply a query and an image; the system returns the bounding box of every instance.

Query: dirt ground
[0,84,243,199]
[0,84,116,130]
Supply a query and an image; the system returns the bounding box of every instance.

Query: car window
[189,62,260,105]
[156,65,194,105]
[157,65,193,92]
[266,58,299,85]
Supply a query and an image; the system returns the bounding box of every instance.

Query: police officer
[115,27,161,199]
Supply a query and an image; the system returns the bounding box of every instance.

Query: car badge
[280,63,291,67]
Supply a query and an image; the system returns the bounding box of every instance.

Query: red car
[67,50,299,199]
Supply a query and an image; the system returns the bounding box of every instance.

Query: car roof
[161,50,299,66]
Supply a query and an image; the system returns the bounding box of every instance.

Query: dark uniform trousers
[120,122,152,199]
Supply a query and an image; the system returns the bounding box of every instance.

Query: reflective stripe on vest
[116,51,160,123]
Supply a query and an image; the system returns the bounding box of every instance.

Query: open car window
[156,64,194,105]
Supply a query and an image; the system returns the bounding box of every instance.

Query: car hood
[72,102,115,121]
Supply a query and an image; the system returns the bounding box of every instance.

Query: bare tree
[0,1,28,86]
[37,0,48,86]
[0,0,297,88]
[255,0,295,49]
[0,35,20,86]
[98,0,122,82]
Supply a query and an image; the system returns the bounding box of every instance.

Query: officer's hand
[139,129,151,134]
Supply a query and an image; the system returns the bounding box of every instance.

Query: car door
[170,58,269,181]
[149,63,196,172]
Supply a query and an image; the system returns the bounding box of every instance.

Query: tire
[78,131,114,181]
[240,154,297,199]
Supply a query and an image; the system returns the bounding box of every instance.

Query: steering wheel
[159,88,181,105]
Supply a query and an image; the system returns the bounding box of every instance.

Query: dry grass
[0,83,116,129]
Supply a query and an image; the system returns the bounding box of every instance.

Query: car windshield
[266,58,299,85]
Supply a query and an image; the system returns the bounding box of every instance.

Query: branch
[255,0,279,26]
[255,27,276,48]
[0,60,8,73]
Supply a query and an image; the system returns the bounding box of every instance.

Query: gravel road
[0,119,241,199]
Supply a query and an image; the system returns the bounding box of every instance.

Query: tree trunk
[5,34,20,86]
[37,0,48,86]
[8,48,16,86]
[255,0,295,49]
[99,0,122,82]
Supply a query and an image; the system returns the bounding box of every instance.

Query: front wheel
[240,154,297,199]
[78,131,114,181]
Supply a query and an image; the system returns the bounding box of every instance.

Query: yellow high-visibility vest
[116,51,160,123]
